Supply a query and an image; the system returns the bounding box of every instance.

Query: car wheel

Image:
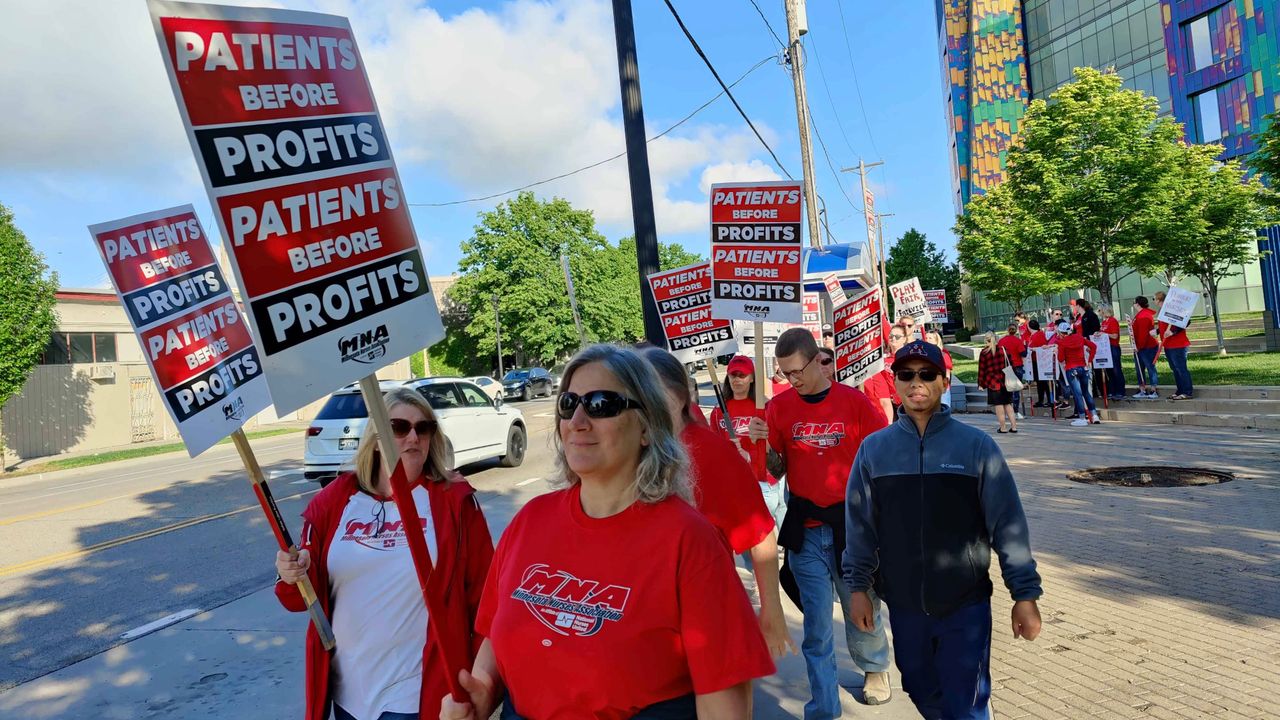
[522,386,531,402]
[499,424,526,467]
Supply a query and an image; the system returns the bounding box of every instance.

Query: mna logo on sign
[338,324,390,364]
[744,304,771,319]
[221,397,245,422]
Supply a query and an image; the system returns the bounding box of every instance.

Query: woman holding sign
[711,355,785,528]
[442,344,774,720]
[275,387,494,720]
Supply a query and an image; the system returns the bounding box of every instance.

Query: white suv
[303,378,527,483]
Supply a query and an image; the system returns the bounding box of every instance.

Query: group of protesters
[272,311,1045,720]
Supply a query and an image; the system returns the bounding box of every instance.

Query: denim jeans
[334,707,418,720]
[1011,366,1025,410]
[1136,347,1159,388]
[1066,367,1097,416]
[760,478,787,531]
[1165,346,1193,396]
[1107,345,1126,396]
[889,601,993,720]
[792,524,891,720]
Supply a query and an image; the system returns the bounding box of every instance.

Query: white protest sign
[1090,333,1113,369]
[863,187,877,248]
[833,287,884,387]
[1156,287,1199,329]
[802,292,822,340]
[646,262,738,363]
[89,205,271,456]
[823,273,848,308]
[147,1,443,415]
[923,289,949,324]
[1034,346,1058,381]
[709,181,804,323]
[889,277,933,323]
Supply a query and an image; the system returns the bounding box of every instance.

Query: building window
[94,334,117,363]
[42,332,69,365]
[39,332,117,365]
[1194,88,1223,143]
[1186,16,1212,70]
[69,334,93,364]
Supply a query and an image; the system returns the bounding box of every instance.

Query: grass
[951,351,1280,387]
[4,426,302,477]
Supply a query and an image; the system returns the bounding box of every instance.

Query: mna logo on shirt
[512,564,631,637]
[791,421,846,449]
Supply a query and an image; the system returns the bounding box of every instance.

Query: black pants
[502,693,696,719]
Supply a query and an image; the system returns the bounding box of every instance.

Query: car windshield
[315,393,368,420]
[503,370,529,381]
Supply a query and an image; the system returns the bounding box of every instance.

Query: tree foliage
[883,228,963,324]
[1247,110,1280,201]
[1,203,59,467]
[955,184,1070,314]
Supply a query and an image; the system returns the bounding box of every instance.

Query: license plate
[338,438,358,450]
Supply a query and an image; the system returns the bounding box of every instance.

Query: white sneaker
[1091,413,1102,424]
[1071,418,1089,427]
[1016,412,1025,420]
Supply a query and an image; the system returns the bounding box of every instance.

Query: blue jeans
[334,707,417,720]
[1136,347,1159,388]
[760,479,787,530]
[792,525,891,720]
[1066,367,1097,416]
[1107,345,1126,396]
[1165,347,1193,396]
[1011,366,1025,410]
[889,601,993,720]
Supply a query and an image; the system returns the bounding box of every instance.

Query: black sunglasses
[557,390,643,419]
[895,368,942,383]
[818,356,834,366]
[389,418,438,438]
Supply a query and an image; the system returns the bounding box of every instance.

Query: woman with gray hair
[274,386,494,720]
[441,344,774,720]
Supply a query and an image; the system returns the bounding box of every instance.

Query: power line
[746,0,785,49]
[408,55,774,208]
[809,101,864,214]
[803,31,860,159]
[834,0,882,159]
[662,0,793,179]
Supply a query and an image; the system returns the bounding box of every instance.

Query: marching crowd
[272,315,1046,720]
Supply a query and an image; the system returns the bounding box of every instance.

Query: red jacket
[275,473,494,720]
[1132,308,1158,350]
[996,334,1026,367]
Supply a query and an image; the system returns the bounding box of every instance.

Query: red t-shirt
[770,380,791,399]
[1101,317,1120,345]
[996,334,1026,367]
[1018,323,1033,344]
[861,368,900,408]
[1132,308,1158,350]
[709,397,775,485]
[476,486,775,717]
[681,422,776,553]
[1027,331,1050,349]
[1055,334,1098,370]
[1158,320,1190,349]
[765,382,887,508]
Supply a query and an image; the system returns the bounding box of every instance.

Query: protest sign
[1156,287,1199,328]
[646,262,737,363]
[1090,333,1113,369]
[833,287,884,387]
[89,205,270,456]
[147,0,443,416]
[802,292,822,341]
[1034,346,1058,381]
[889,277,933,323]
[709,181,804,324]
[924,289,949,324]
[823,273,848,308]
[863,187,877,248]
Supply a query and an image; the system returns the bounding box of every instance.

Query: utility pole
[611,0,665,346]
[561,252,587,348]
[492,294,503,379]
[841,159,885,289]
[783,0,823,250]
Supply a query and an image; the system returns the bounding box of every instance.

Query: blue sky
[0,0,955,290]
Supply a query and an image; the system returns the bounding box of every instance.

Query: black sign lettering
[164,346,263,422]
[196,114,390,187]
[122,265,225,328]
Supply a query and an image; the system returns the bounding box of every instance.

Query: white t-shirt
[327,485,438,720]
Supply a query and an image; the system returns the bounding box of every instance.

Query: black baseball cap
[891,340,947,374]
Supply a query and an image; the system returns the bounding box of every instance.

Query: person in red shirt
[861,324,908,424]
[1130,296,1160,398]
[1099,306,1126,400]
[1026,319,1053,407]
[926,330,955,409]
[442,345,774,720]
[1155,291,1194,399]
[979,332,1018,433]
[748,328,893,713]
[996,324,1027,415]
[817,346,836,380]
[274,387,494,720]
[640,346,796,660]
[711,355,784,528]
[1054,322,1100,426]
[1014,312,1033,345]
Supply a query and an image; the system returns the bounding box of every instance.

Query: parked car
[549,363,566,392]
[469,375,503,400]
[303,377,526,483]
[501,367,554,401]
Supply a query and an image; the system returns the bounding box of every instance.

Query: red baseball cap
[726,355,754,376]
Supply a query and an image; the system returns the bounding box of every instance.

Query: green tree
[955,184,1070,320]
[883,228,963,325]
[1247,110,1280,202]
[1137,142,1276,353]
[0,204,59,471]
[1004,67,1182,305]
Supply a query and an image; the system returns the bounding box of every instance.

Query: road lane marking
[516,477,542,487]
[120,608,201,640]
[0,488,319,579]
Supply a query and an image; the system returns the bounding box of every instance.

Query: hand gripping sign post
[709,180,804,410]
[90,205,334,650]
[889,277,933,325]
[147,1,455,692]
[832,287,885,388]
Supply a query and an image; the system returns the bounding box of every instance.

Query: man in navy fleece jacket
[843,340,1044,720]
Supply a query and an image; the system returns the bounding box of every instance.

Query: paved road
[0,396,561,694]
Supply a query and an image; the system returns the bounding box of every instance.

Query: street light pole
[493,294,503,379]
[784,0,823,251]
[840,159,885,289]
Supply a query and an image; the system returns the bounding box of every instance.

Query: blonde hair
[350,386,451,495]
[551,344,691,504]
[983,331,997,355]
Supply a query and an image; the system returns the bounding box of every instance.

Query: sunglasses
[390,418,438,438]
[557,390,643,420]
[895,368,942,383]
[728,372,751,379]
[818,356,833,366]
